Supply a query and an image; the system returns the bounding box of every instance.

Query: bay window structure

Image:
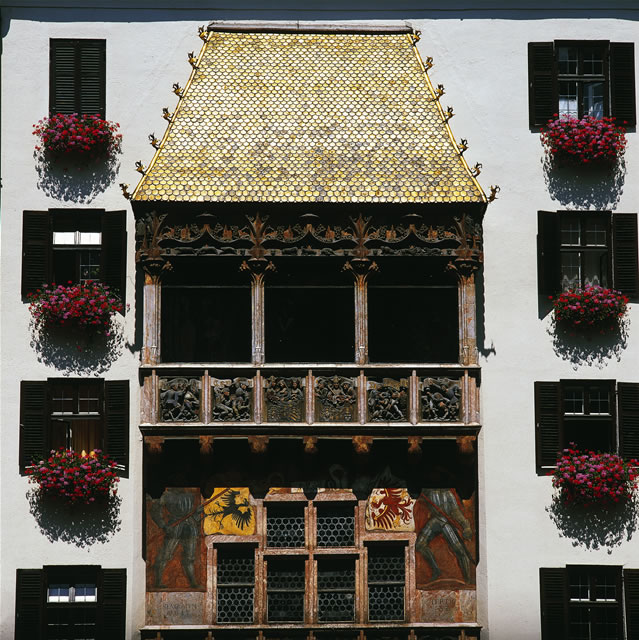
[134,23,485,639]
[528,40,636,127]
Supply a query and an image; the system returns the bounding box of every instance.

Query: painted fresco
[203,487,256,535]
[365,488,415,531]
[414,489,476,590]
[146,487,206,592]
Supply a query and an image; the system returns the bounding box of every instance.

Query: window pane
[266,504,305,548]
[52,231,76,245]
[582,47,604,75]
[588,387,610,415]
[267,557,305,622]
[583,81,604,118]
[560,253,581,291]
[79,250,101,284]
[51,384,75,414]
[568,606,590,640]
[48,584,71,602]
[585,221,607,247]
[583,251,608,288]
[317,558,355,622]
[564,388,585,415]
[78,384,100,414]
[559,81,578,117]
[564,418,614,452]
[592,606,620,640]
[217,547,255,623]
[561,218,581,246]
[594,574,616,601]
[74,584,97,602]
[558,47,578,74]
[70,419,102,455]
[77,232,102,246]
[316,503,355,547]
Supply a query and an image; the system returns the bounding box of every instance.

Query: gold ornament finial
[458,138,469,154]
[162,108,173,121]
[198,25,207,41]
[119,183,131,200]
[471,162,482,177]
[188,51,197,67]
[135,161,146,174]
[444,105,455,121]
[411,30,421,43]
[424,56,434,70]
[172,83,183,97]
[148,133,160,149]
[434,84,445,99]
[488,185,501,202]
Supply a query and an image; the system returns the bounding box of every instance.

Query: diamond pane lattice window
[266,557,305,622]
[317,557,356,622]
[216,546,255,623]
[367,545,406,621]
[316,503,355,547]
[266,503,305,548]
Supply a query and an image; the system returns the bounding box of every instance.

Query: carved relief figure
[159,377,201,422]
[366,488,415,531]
[421,377,461,421]
[203,487,255,535]
[264,376,305,422]
[367,378,409,422]
[211,377,253,422]
[146,488,205,591]
[315,375,357,422]
[414,485,476,590]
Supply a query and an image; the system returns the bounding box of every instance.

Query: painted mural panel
[203,487,256,535]
[145,487,206,592]
[414,489,476,590]
[365,488,415,531]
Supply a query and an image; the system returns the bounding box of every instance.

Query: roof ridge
[206,20,415,34]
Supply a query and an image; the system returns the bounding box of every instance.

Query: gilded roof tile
[132,30,486,204]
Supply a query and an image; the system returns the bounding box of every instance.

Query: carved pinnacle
[148,133,160,149]
[444,106,455,122]
[458,138,469,154]
[488,185,501,203]
[198,25,207,40]
[172,83,183,97]
[434,84,445,99]
[119,183,131,200]
[188,51,197,67]
[424,56,434,70]
[471,162,482,177]
[162,108,173,121]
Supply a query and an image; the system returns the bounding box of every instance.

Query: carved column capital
[343,258,379,284]
[248,435,269,454]
[446,257,480,283]
[145,436,165,455]
[240,258,276,284]
[303,436,319,455]
[353,435,373,455]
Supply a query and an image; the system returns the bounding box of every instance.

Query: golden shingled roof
[132,27,486,204]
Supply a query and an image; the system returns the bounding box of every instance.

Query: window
[528,41,636,128]
[540,566,639,640]
[19,379,129,475]
[21,210,126,300]
[50,39,106,116]
[213,498,408,626]
[15,566,126,640]
[534,380,639,472]
[537,211,638,299]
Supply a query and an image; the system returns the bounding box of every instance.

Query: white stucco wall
[1,3,638,639]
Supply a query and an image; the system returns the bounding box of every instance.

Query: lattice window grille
[216,548,255,623]
[266,504,305,548]
[316,503,355,547]
[266,557,305,622]
[317,558,356,622]
[367,545,405,622]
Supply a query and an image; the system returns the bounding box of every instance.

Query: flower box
[550,285,628,333]
[540,115,626,166]
[552,446,639,507]
[27,449,119,504]
[28,281,124,336]
[33,113,122,161]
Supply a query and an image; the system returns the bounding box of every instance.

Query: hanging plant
[28,281,124,336]
[33,113,122,161]
[550,285,628,334]
[27,449,120,504]
[552,446,639,507]
[540,114,626,166]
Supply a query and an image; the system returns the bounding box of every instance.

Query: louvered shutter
[104,381,129,477]
[15,569,44,640]
[50,39,105,116]
[538,211,561,296]
[619,383,639,460]
[101,210,127,303]
[540,568,567,640]
[625,569,639,640]
[612,213,639,300]
[535,382,562,472]
[21,211,51,298]
[98,569,126,640]
[20,382,49,474]
[610,43,636,127]
[529,42,557,128]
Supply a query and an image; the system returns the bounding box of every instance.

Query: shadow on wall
[30,321,125,375]
[542,156,626,210]
[34,151,120,203]
[27,491,122,547]
[548,317,629,370]
[546,495,639,554]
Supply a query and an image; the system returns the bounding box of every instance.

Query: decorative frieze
[367,378,409,422]
[315,375,358,422]
[211,377,253,422]
[420,377,461,422]
[159,377,201,422]
[264,376,306,422]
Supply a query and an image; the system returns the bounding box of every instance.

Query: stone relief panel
[420,377,462,422]
[264,376,306,422]
[159,377,201,422]
[211,377,253,422]
[366,378,409,422]
[314,375,358,422]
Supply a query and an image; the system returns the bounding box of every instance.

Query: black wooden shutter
[613,213,639,300]
[625,569,639,640]
[535,382,562,472]
[50,39,105,116]
[21,211,51,299]
[98,569,127,640]
[104,381,129,477]
[15,569,44,640]
[619,383,639,460]
[540,568,567,640]
[538,211,561,296]
[610,43,636,127]
[20,382,49,474]
[529,42,557,128]
[101,210,127,303]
